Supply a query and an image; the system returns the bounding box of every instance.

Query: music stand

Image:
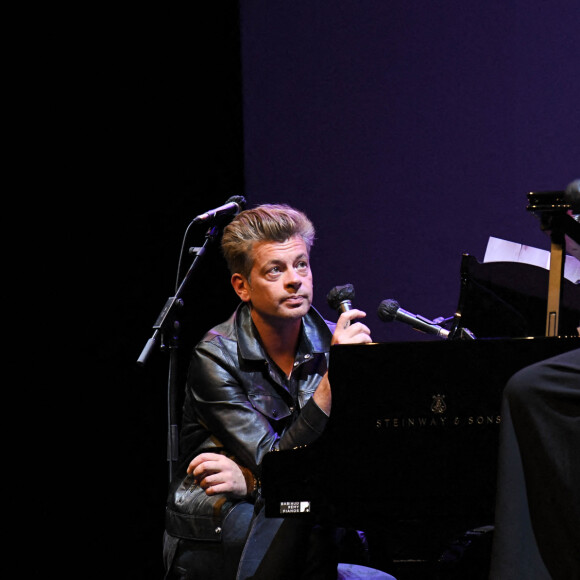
[527,189,580,336]
[452,252,580,339]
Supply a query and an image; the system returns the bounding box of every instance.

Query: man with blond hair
[163,204,373,579]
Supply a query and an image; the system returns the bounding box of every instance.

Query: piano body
[261,337,579,575]
[262,338,579,526]
[261,238,580,575]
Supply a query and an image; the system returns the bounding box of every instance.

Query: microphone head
[377,299,400,322]
[227,195,247,214]
[326,284,355,312]
[564,179,580,213]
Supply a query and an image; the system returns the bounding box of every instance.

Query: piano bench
[337,563,397,579]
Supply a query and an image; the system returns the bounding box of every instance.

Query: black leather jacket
[178,302,336,475]
[165,302,335,541]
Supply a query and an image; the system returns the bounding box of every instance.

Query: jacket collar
[235,302,334,362]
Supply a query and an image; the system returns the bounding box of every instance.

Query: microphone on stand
[564,179,580,214]
[192,195,247,224]
[377,299,450,339]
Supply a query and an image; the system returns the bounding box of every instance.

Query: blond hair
[221,204,315,278]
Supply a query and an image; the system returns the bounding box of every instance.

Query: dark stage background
[57,2,578,578]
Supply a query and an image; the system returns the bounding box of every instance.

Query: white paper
[483,236,580,284]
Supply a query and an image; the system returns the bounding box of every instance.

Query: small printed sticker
[280,501,311,514]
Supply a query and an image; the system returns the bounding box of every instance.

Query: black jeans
[164,501,254,580]
[236,498,339,580]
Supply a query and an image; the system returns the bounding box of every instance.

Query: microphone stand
[137,225,221,482]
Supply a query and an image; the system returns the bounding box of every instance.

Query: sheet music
[483,236,580,284]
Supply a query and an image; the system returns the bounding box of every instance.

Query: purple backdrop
[240,0,579,342]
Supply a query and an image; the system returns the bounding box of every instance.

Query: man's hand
[187,453,249,497]
[331,309,373,345]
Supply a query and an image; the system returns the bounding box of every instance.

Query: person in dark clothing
[489,347,580,580]
[163,204,373,579]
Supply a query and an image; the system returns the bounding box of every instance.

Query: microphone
[192,195,246,224]
[327,284,355,314]
[377,299,450,339]
[564,179,580,213]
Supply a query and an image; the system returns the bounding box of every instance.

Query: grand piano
[260,192,580,578]
[261,338,578,578]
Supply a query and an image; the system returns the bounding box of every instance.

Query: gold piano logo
[375,393,502,429]
[430,394,446,414]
